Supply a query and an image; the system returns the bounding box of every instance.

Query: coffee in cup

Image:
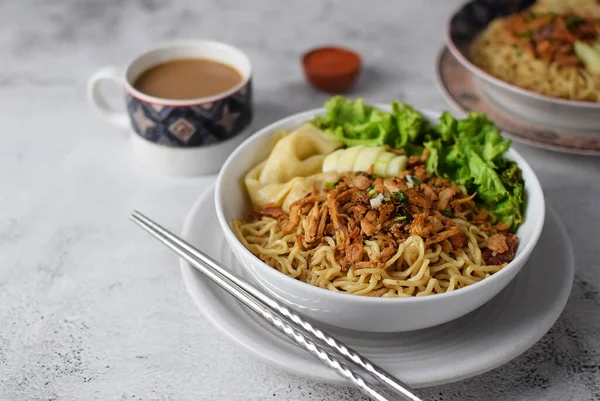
[87,40,253,176]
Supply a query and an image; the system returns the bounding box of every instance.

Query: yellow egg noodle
[233,215,502,297]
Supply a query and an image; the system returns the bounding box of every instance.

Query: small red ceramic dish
[302,46,361,93]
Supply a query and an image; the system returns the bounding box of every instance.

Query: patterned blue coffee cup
[125,79,252,147]
[88,40,253,149]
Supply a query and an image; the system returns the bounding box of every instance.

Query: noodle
[470,9,600,102]
[233,216,503,297]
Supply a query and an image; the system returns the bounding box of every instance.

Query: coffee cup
[87,40,253,176]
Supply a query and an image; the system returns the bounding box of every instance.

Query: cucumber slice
[386,155,407,177]
[322,148,344,173]
[354,146,385,173]
[337,146,364,173]
[574,41,600,75]
[374,152,395,176]
[323,146,405,176]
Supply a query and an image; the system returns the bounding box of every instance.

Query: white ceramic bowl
[446,0,600,132]
[215,107,545,332]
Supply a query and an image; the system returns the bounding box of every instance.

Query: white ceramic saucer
[180,185,574,388]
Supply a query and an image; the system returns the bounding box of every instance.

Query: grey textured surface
[0,1,599,400]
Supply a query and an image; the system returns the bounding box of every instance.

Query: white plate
[180,185,574,388]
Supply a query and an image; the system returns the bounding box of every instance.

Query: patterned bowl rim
[445,0,600,110]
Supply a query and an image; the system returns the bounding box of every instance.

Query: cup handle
[87,66,131,131]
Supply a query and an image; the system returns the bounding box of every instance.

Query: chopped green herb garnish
[566,14,583,30]
[526,11,556,21]
[367,188,378,198]
[406,175,422,185]
[394,190,408,204]
[517,31,533,41]
[442,210,456,218]
[394,216,407,223]
[325,179,343,190]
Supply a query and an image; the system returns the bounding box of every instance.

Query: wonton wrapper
[245,123,343,212]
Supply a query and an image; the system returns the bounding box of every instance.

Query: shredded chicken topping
[258,160,518,268]
[503,10,600,67]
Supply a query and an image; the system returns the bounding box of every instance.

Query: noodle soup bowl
[446,0,600,133]
[215,107,545,333]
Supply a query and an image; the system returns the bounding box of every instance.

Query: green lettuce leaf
[460,141,508,203]
[424,139,442,176]
[457,112,510,167]
[434,111,458,143]
[313,97,431,153]
[391,101,429,148]
[313,96,395,147]
[494,159,525,228]
[430,113,523,230]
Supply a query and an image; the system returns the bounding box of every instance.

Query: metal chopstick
[132,211,422,399]
[130,211,426,401]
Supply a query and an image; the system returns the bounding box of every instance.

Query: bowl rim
[215,106,546,304]
[445,0,600,110]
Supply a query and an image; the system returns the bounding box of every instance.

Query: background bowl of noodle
[214,107,545,333]
[446,0,600,132]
